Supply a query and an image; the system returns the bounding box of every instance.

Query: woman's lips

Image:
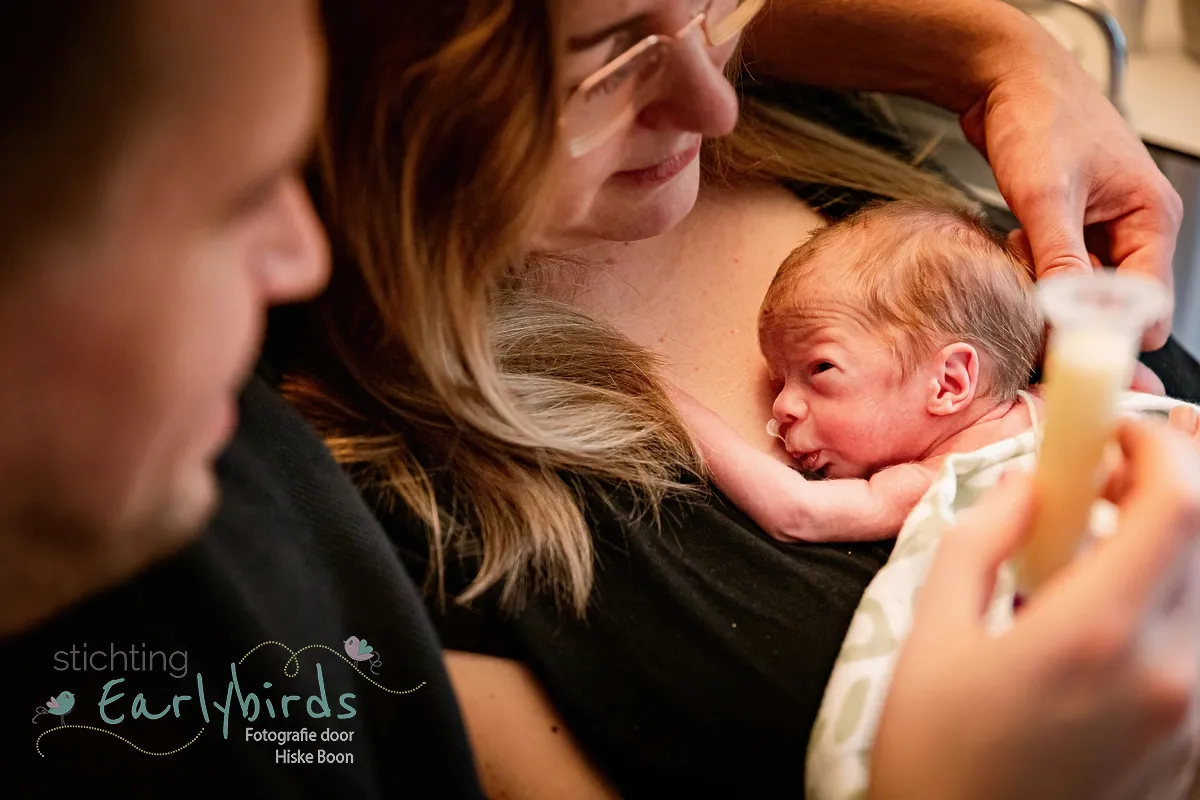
[612,140,702,187]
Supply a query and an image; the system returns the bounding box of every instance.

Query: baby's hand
[766,462,938,544]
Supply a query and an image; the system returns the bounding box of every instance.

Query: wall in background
[1152,147,1200,358]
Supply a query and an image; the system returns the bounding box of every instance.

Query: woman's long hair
[286,0,702,617]
[286,0,970,616]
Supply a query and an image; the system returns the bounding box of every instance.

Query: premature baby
[674,200,1047,543]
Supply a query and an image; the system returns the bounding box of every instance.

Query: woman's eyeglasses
[559,0,766,158]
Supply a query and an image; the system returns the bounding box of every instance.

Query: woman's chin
[531,160,702,249]
[592,160,702,242]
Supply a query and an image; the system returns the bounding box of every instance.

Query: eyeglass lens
[562,0,761,157]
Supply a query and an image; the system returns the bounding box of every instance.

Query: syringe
[1015,269,1171,596]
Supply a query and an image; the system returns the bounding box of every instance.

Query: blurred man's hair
[0,4,143,257]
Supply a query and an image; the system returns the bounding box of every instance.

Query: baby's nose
[772,392,807,427]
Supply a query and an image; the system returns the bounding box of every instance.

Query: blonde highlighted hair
[761,201,1043,401]
[286,0,991,616]
[705,94,969,212]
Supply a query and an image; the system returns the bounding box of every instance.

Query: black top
[377,86,1200,798]
[0,376,483,800]
[385,485,893,797]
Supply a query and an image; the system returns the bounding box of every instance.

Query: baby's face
[762,313,934,479]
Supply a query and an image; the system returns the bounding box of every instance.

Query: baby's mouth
[794,450,823,473]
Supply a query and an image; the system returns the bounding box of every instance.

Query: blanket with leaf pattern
[805,392,1195,800]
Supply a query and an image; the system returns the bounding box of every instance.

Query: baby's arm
[804,464,938,542]
[671,389,934,542]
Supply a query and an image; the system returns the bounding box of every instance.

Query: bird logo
[32,690,75,726]
[343,636,383,675]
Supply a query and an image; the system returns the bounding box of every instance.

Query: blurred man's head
[0,1,328,577]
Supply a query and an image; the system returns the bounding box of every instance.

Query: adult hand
[1171,405,1200,439]
[1009,230,1168,396]
[1133,362,1168,396]
[871,419,1200,800]
[960,22,1183,351]
[742,2,1180,347]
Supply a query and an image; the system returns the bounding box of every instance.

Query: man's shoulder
[0,376,482,799]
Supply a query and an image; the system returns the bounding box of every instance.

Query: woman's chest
[569,185,826,452]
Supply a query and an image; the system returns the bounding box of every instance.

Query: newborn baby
[674,200,1046,542]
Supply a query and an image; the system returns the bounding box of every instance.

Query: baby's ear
[927,343,979,416]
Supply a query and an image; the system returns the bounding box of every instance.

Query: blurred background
[881,0,1200,356]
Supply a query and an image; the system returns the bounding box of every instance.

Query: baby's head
[759,201,1042,478]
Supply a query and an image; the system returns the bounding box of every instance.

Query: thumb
[913,470,1037,639]
[1132,362,1167,396]
[1010,185,1091,279]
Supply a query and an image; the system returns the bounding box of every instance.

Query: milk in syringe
[1015,270,1170,597]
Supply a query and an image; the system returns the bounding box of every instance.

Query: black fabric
[1139,338,1200,402]
[384,486,892,798]
[0,376,483,800]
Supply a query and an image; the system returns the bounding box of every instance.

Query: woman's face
[531,0,744,250]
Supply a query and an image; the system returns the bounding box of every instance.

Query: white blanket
[805,392,1197,800]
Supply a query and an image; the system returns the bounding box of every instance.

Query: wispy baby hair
[760,200,1042,401]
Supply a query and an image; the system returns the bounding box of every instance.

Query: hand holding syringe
[1015,269,1172,596]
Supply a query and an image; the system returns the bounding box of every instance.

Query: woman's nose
[636,36,739,137]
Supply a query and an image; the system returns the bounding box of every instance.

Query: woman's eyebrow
[567,13,648,51]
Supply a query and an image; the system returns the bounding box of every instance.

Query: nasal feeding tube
[1015,269,1170,596]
